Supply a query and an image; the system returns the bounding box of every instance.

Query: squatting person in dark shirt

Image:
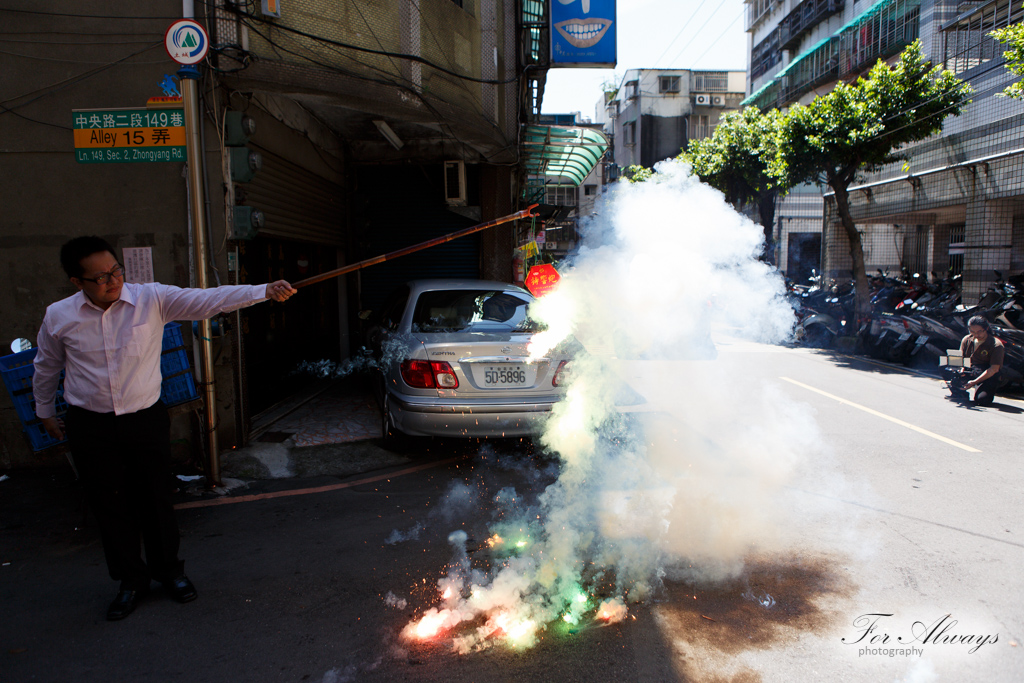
[954,315,1004,406]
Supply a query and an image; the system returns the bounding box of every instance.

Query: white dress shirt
[33,282,269,418]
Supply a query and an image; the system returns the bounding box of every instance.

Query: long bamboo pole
[291,205,539,289]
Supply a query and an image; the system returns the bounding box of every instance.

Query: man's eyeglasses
[80,264,125,285]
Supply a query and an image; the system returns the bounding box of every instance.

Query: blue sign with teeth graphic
[551,0,616,67]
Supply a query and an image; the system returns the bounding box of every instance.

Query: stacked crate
[0,322,198,451]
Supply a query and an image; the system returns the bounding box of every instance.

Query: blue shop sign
[551,0,617,67]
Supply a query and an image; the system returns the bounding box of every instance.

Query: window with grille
[943,0,1022,75]
[546,185,577,206]
[949,223,965,276]
[693,115,712,140]
[751,28,782,79]
[584,184,597,196]
[692,72,729,92]
[623,121,636,146]
[747,0,778,27]
[659,76,681,93]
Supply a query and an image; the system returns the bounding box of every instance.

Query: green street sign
[72,108,186,164]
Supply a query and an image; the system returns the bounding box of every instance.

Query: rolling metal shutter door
[359,207,480,312]
[243,146,345,247]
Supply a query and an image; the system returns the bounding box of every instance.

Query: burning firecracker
[391,160,815,655]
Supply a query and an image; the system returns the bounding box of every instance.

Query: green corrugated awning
[741,35,833,106]
[776,36,835,79]
[835,0,894,33]
[521,125,609,186]
[741,0,917,107]
[742,79,776,107]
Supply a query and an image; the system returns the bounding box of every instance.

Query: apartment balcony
[779,0,845,51]
[744,0,921,111]
[746,0,780,31]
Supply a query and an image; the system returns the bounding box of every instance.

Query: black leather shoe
[107,589,143,621]
[164,575,197,603]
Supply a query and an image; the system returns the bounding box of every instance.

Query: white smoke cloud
[399,159,819,651]
[384,591,408,610]
[384,522,424,545]
[897,658,937,683]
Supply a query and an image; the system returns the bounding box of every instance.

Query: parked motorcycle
[792,266,1024,392]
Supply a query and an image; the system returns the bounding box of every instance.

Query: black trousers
[65,401,183,589]
[973,374,1000,406]
[943,367,1000,406]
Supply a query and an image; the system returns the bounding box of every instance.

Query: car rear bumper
[389,393,559,437]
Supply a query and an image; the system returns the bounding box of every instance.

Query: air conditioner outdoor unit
[694,94,710,106]
[712,95,726,106]
[444,160,467,206]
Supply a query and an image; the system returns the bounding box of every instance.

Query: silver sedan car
[366,279,575,440]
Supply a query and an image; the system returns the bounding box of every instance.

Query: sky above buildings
[540,0,749,120]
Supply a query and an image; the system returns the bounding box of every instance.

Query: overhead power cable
[0,103,72,130]
[0,41,162,112]
[213,1,518,85]
[686,10,745,68]
[652,0,711,69]
[666,0,732,67]
[237,18,510,156]
[0,37,160,44]
[0,7,179,19]
[0,48,168,65]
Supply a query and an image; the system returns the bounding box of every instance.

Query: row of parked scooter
[790,268,1024,388]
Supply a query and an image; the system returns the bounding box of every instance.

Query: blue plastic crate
[23,416,67,451]
[0,348,40,425]
[0,348,68,451]
[161,322,186,374]
[0,323,198,451]
[161,322,198,406]
[161,371,198,406]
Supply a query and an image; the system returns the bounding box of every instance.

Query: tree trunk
[831,183,871,320]
[757,191,777,264]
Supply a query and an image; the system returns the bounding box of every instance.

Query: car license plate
[898,332,912,342]
[479,364,529,387]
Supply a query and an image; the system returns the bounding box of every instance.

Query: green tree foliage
[623,165,654,183]
[991,12,1024,99]
[776,40,972,316]
[681,107,787,257]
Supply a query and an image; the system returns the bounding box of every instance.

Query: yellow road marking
[779,377,982,453]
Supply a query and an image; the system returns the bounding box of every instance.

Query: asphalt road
[1,333,1021,682]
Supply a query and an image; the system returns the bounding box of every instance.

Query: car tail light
[431,361,459,389]
[400,360,459,389]
[552,360,571,387]
[401,360,436,388]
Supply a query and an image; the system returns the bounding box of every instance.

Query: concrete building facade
[744,0,1024,297]
[0,0,533,468]
[600,69,748,173]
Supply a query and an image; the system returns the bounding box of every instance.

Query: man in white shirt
[33,236,297,621]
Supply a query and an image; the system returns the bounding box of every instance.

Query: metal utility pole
[167,9,220,484]
[179,66,221,486]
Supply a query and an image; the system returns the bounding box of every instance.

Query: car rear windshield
[411,290,544,333]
